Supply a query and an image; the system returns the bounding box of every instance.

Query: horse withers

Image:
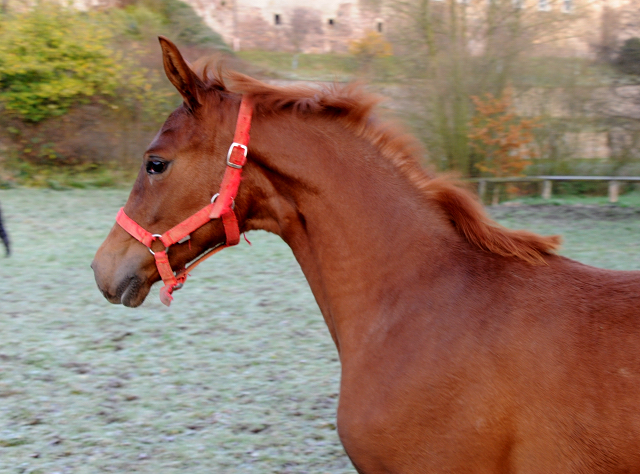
[92,37,640,473]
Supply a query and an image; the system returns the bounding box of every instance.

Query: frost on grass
[0,189,639,473]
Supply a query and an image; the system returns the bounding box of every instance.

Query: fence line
[467,176,640,203]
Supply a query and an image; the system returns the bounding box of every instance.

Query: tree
[615,37,640,76]
[468,88,538,177]
[349,31,393,74]
[0,3,121,123]
[385,0,590,176]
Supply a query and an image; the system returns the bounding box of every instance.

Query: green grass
[237,50,358,81]
[1,163,139,190]
[237,51,614,87]
[236,50,400,82]
[0,188,639,472]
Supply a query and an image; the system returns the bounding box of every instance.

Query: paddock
[1,188,640,473]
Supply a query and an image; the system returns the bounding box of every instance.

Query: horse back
[338,254,640,473]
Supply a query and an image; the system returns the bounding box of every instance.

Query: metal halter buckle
[226,142,248,169]
[147,234,168,255]
[211,193,235,209]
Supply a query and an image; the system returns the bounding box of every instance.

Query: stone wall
[55,0,639,57]
[514,84,640,159]
[185,1,385,53]
[179,0,640,56]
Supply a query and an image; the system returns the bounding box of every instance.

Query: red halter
[115,97,253,306]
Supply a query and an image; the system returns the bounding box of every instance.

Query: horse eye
[146,159,167,175]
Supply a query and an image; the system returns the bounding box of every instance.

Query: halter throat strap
[115,96,253,306]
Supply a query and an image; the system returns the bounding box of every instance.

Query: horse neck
[244,115,458,354]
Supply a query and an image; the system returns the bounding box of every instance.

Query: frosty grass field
[1,188,639,473]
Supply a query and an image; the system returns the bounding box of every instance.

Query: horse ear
[158,36,202,111]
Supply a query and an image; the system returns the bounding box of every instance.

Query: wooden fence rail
[468,176,640,204]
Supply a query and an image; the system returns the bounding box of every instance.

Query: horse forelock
[189,62,561,264]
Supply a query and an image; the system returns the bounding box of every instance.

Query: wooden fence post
[492,185,500,206]
[608,180,620,203]
[478,180,487,203]
[542,180,552,200]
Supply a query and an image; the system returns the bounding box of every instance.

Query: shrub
[349,31,392,72]
[468,88,539,178]
[126,0,230,50]
[107,4,166,41]
[0,4,122,123]
[0,1,228,182]
[615,37,640,76]
[0,2,178,171]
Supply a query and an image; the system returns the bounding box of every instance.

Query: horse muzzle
[92,228,157,307]
[91,256,153,307]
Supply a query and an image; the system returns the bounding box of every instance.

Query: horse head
[92,38,247,307]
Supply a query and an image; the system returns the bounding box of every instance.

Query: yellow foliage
[349,31,393,61]
[0,4,120,122]
[0,2,176,168]
[0,2,173,124]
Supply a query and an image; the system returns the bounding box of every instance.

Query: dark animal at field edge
[0,203,9,256]
[92,37,640,473]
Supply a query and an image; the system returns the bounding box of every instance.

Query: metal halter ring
[147,234,168,255]
[226,142,248,169]
[211,193,235,209]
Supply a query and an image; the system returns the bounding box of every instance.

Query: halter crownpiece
[115,97,253,306]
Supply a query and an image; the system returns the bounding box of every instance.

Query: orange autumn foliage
[468,89,539,178]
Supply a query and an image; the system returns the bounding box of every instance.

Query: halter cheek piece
[114,97,253,307]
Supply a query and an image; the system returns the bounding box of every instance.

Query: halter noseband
[115,97,253,306]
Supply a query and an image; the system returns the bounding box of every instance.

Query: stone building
[57,0,638,57]
[177,0,639,58]
[184,0,386,53]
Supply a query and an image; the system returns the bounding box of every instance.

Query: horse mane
[192,62,561,264]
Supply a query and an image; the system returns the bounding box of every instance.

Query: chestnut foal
[93,38,640,473]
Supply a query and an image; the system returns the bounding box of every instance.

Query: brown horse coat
[93,38,640,473]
